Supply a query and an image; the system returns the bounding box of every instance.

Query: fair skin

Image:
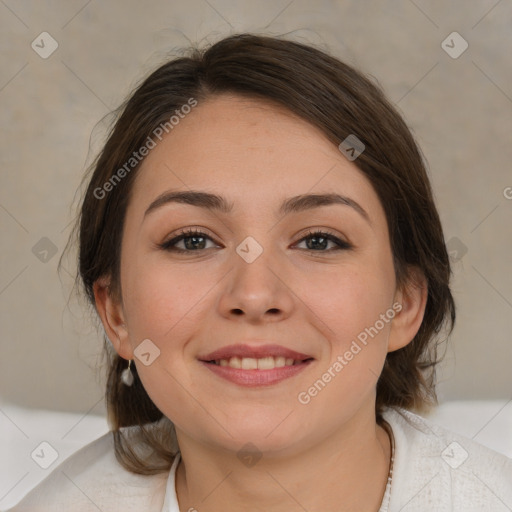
[94,94,427,511]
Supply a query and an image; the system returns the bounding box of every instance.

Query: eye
[158,228,352,254]
[294,230,352,252]
[159,228,219,253]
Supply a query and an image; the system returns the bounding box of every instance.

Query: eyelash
[158,228,352,254]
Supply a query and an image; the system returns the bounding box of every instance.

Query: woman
[9,33,512,511]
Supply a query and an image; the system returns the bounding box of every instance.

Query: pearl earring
[121,359,134,386]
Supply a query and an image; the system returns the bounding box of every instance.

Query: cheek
[121,253,219,347]
[296,272,394,418]
[314,262,395,341]
[119,258,214,420]
[305,252,395,390]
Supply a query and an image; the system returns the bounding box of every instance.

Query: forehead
[128,94,383,222]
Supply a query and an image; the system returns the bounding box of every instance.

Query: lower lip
[199,360,313,387]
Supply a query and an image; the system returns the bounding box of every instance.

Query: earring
[121,359,134,386]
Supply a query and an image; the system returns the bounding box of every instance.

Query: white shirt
[6,407,512,511]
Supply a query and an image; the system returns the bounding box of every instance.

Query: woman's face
[107,94,410,454]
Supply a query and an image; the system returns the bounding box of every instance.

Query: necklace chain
[380,419,395,511]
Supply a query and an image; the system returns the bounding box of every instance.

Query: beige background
[0,0,511,419]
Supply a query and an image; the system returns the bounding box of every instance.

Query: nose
[217,242,295,324]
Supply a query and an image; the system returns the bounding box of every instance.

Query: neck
[174,409,391,512]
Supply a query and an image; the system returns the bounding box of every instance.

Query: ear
[387,266,428,352]
[93,276,133,360]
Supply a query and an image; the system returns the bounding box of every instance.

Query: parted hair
[67,33,455,475]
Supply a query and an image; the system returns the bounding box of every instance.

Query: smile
[208,356,308,369]
[200,357,314,387]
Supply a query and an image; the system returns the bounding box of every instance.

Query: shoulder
[6,430,170,512]
[383,407,512,511]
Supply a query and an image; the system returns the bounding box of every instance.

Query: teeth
[214,356,301,369]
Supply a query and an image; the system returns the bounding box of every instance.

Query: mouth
[198,343,314,363]
[197,344,315,387]
[203,355,314,369]
[199,358,314,387]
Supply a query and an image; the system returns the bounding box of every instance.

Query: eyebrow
[144,190,371,224]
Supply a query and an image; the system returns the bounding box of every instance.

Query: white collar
[161,451,181,511]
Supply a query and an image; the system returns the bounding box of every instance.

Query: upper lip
[198,344,314,362]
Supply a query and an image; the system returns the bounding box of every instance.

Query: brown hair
[65,33,455,475]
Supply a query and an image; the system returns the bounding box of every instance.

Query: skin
[94,94,427,511]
